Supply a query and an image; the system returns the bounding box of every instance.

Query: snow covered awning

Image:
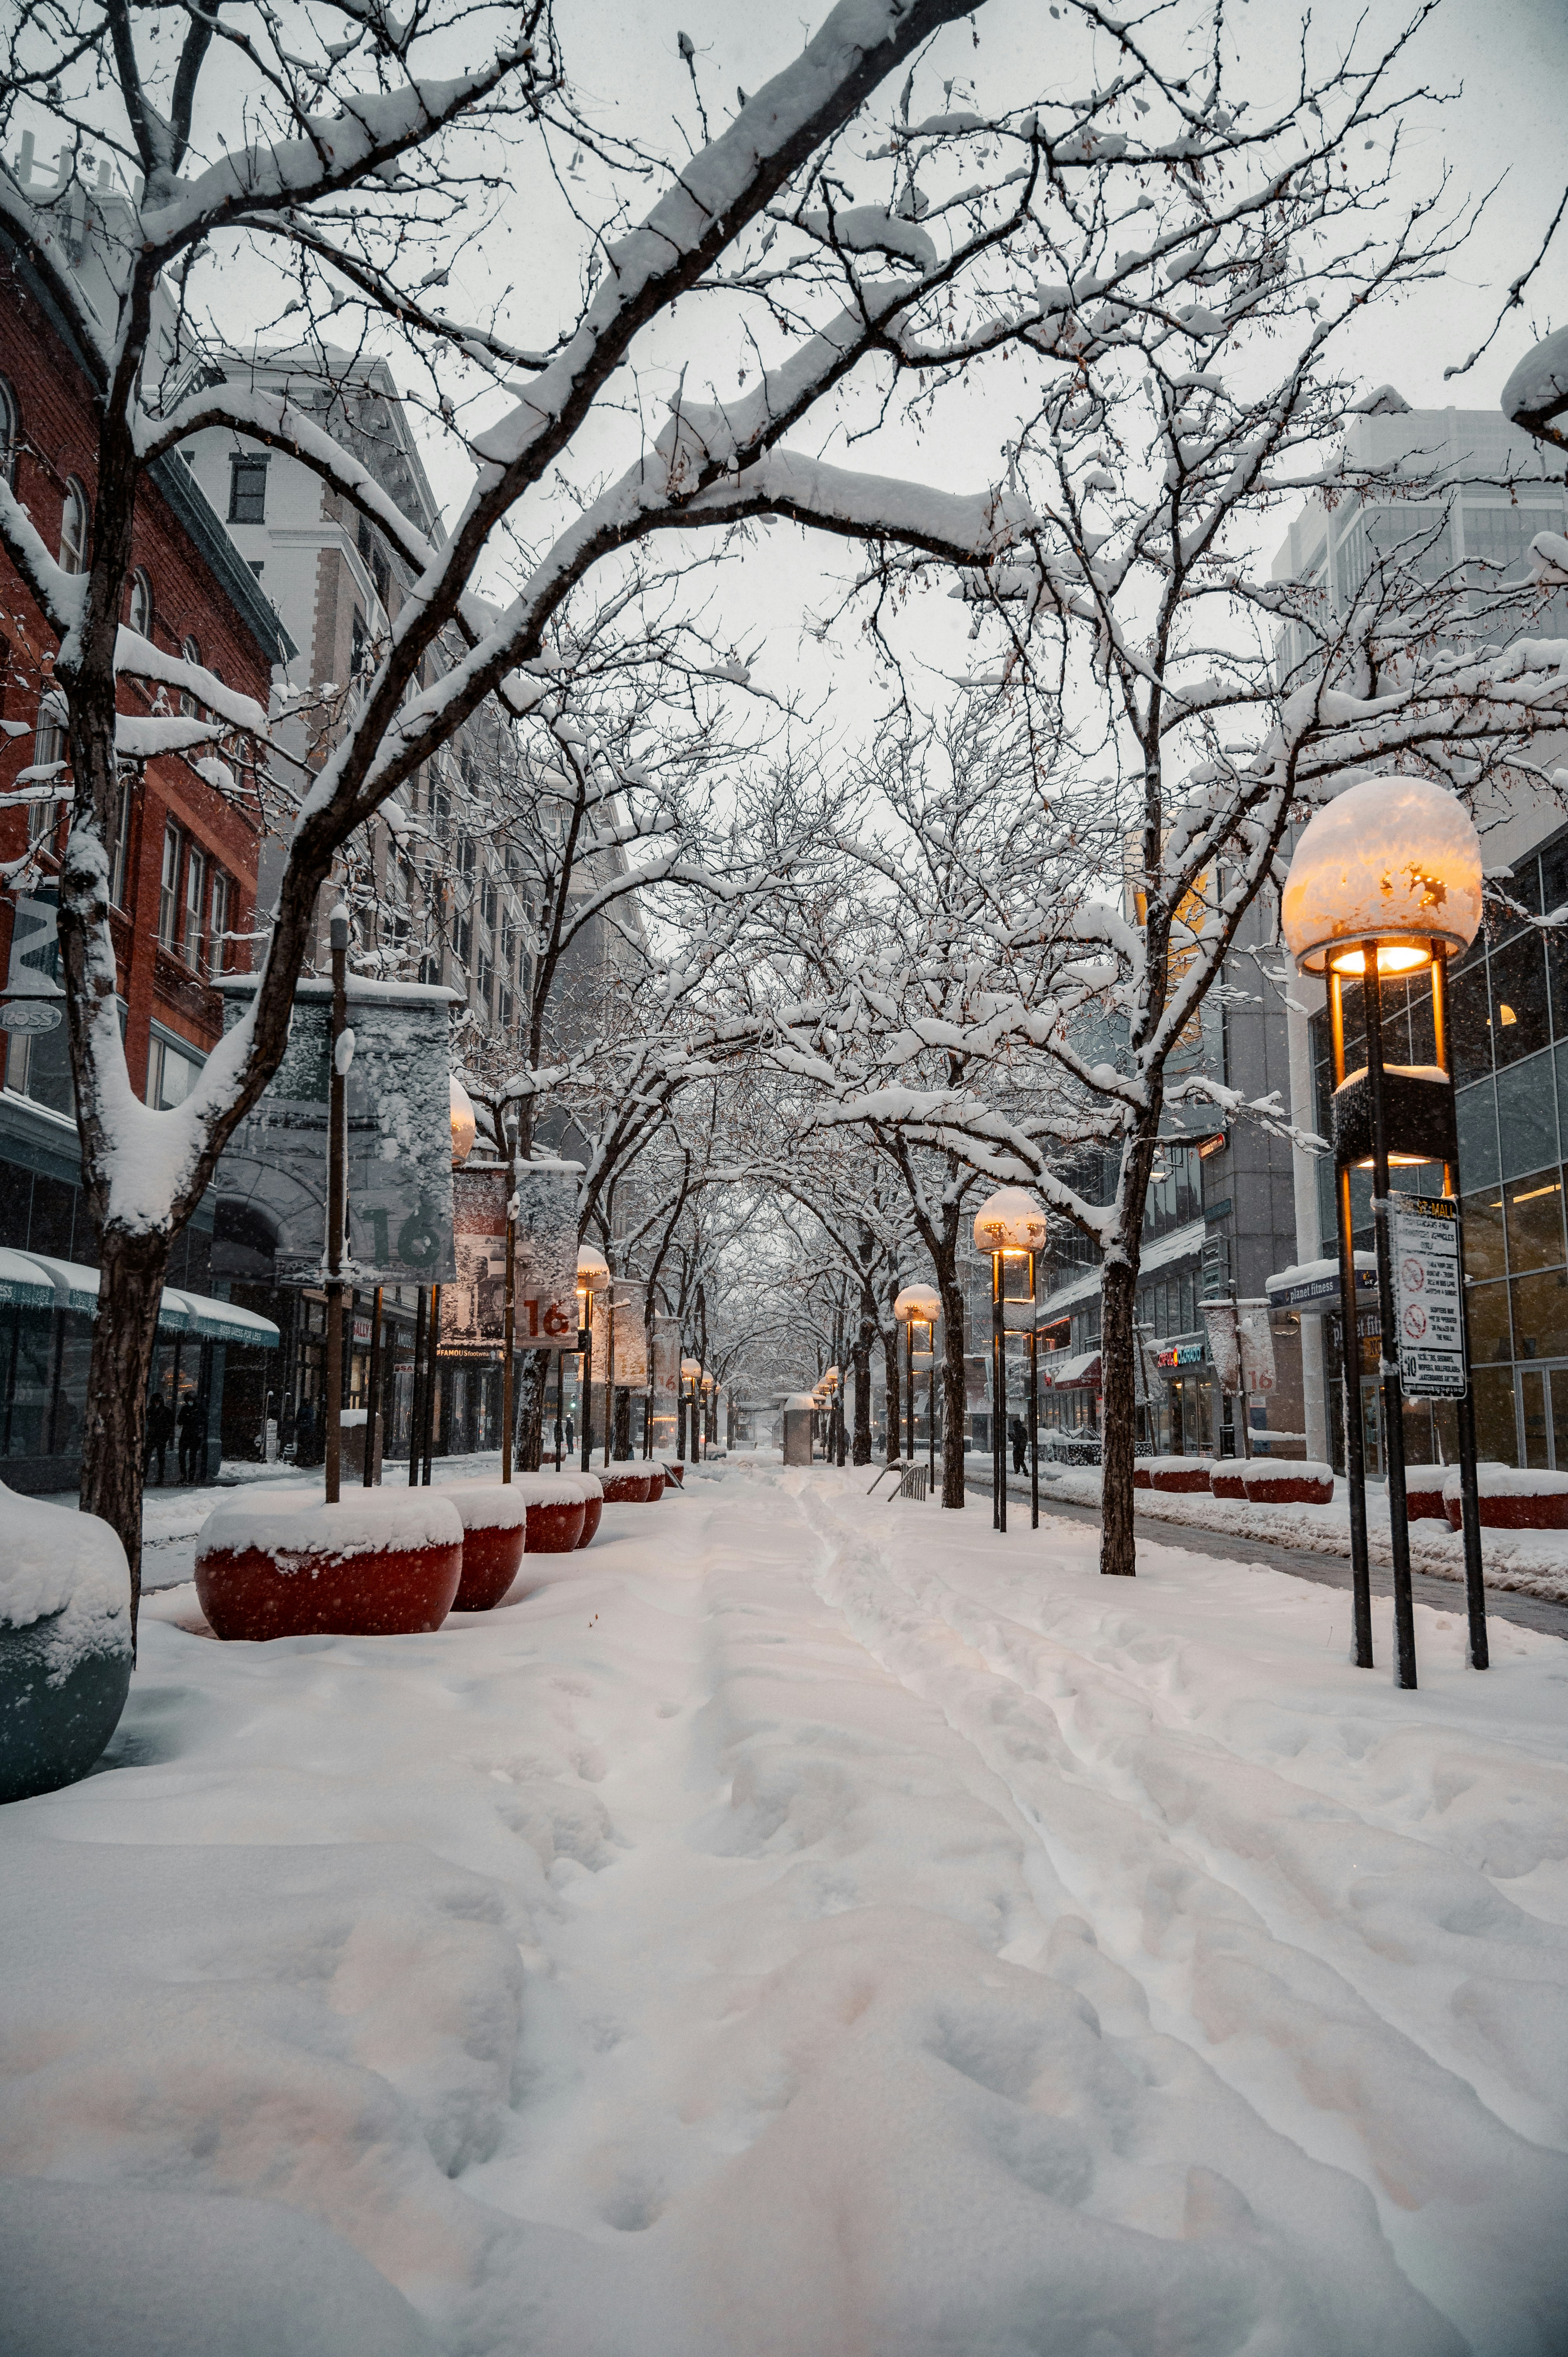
[1266,1253,1377,1312]
[1042,1348,1101,1390]
[7,1253,278,1348]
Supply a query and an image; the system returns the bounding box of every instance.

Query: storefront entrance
[1517,1360,1568,1468]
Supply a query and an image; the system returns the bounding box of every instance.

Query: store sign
[1391,1193,1467,1399]
[1157,1341,1206,1369]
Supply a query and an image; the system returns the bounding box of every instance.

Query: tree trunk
[80,1224,171,1645]
[517,1348,549,1471]
[937,1264,967,1509]
[882,1325,901,1462]
[851,1304,874,1465]
[1098,1248,1141,1577]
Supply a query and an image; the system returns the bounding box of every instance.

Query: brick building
[0,193,292,1492]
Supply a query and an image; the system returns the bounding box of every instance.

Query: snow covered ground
[1035,1462,1568,1605]
[4,1461,1567,2355]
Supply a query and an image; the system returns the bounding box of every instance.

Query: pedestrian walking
[1009,1414,1028,1476]
[177,1394,206,1484]
[145,1392,174,1486]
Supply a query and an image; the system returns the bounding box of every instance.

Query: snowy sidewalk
[3,1464,1566,2354]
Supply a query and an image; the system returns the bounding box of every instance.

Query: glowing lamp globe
[449,1074,477,1166]
[1281,775,1483,976]
[893,1285,941,1325]
[680,1357,702,1385]
[701,1372,715,1394]
[576,1246,610,1293]
[972,1187,1049,1254]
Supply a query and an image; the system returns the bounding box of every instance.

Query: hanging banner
[653,1312,681,1392]
[1391,1193,1467,1398]
[212,978,456,1287]
[444,1166,508,1359]
[511,1161,579,1350]
[1200,1299,1241,1392]
[590,1280,649,1386]
[1236,1300,1277,1399]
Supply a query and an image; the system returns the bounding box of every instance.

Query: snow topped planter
[1241,1461,1333,1507]
[575,1472,604,1548]
[1404,1465,1449,1524]
[1132,1463,1152,1490]
[645,1468,666,1502]
[1210,1468,1248,1501]
[1146,1456,1213,1496]
[1443,1464,1568,1531]
[509,1471,587,1556]
[447,1486,530,1613]
[0,1487,132,1805]
[600,1468,652,1505]
[194,1489,463,1641]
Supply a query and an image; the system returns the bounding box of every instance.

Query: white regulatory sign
[1389,1192,1467,1399]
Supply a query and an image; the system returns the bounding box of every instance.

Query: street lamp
[407,1067,475,1494]
[1282,773,1487,1686]
[449,1074,477,1167]
[577,1246,609,1473]
[680,1356,701,1463]
[893,1285,940,1497]
[973,1187,1049,1535]
[701,1369,715,1460]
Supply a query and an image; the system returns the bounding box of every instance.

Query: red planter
[447,1487,529,1612]
[1404,1467,1447,1524]
[600,1470,652,1504]
[645,1470,666,1502]
[1211,1470,1247,1500]
[195,1493,463,1641]
[577,1493,604,1548]
[526,1496,587,1553]
[665,1463,685,1488]
[1443,1479,1568,1531]
[1241,1468,1333,1506]
[1150,1460,1212,1495]
[1133,1465,1151,1489]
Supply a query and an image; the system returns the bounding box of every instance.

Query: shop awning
[0,1247,56,1311]
[10,1253,278,1349]
[1042,1347,1102,1389]
[1266,1253,1377,1312]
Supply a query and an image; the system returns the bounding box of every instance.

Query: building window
[158,821,183,947]
[127,568,154,639]
[58,479,89,575]
[30,691,67,844]
[179,636,201,719]
[479,952,494,1012]
[350,608,367,677]
[227,453,268,524]
[182,845,207,967]
[148,1030,203,1110]
[0,378,19,487]
[207,868,231,976]
[481,876,497,927]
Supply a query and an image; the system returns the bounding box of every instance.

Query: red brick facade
[0,263,275,1098]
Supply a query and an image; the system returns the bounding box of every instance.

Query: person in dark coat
[177,1395,206,1484]
[145,1392,174,1485]
[1009,1414,1028,1475]
[295,1394,317,1467]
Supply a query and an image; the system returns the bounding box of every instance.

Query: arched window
[0,379,18,489]
[58,479,89,576]
[180,634,200,719]
[127,568,154,639]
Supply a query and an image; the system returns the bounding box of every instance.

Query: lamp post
[501,1103,519,1485]
[680,1357,701,1464]
[701,1369,716,1461]
[972,1189,1049,1534]
[1282,774,1488,1685]
[893,1286,940,1494]
[576,1246,609,1473]
[324,905,350,1507]
[410,1072,476,1487]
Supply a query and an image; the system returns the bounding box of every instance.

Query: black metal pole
[1431,947,1489,1670]
[408,1285,427,1487]
[1331,968,1375,1669]
[1029,1253,1039,1531]
[325,909,348,1506]
[422,1283,440,1486]
[994,1254,1007,1534]
[927,1360,935,1497]
[555,1348,565,1469]
[363,1284,382,1488]
[1361,940,1418,1691]
[904,1324,914,1462]
[580,1330,593,1472]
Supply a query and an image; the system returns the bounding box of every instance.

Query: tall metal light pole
[972,1190,1050,1538]
[501,1104,519,1486]
[1282,774,1488,1685]
[324,906,349,1505]
[578,1247,609,1474]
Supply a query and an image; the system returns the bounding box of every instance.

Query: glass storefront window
[1510,1268,1568,1361]
[1448,954,1492,1086]
[1467,1278,1513,1364]
[1463,1187,1507,1280]
[1495,1058,1561,1182]
[1504,1169,1568,1272]
[1455,1078,1499,1190]
[1487,931,1551,1067]
[1474,1366,1517,1465]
